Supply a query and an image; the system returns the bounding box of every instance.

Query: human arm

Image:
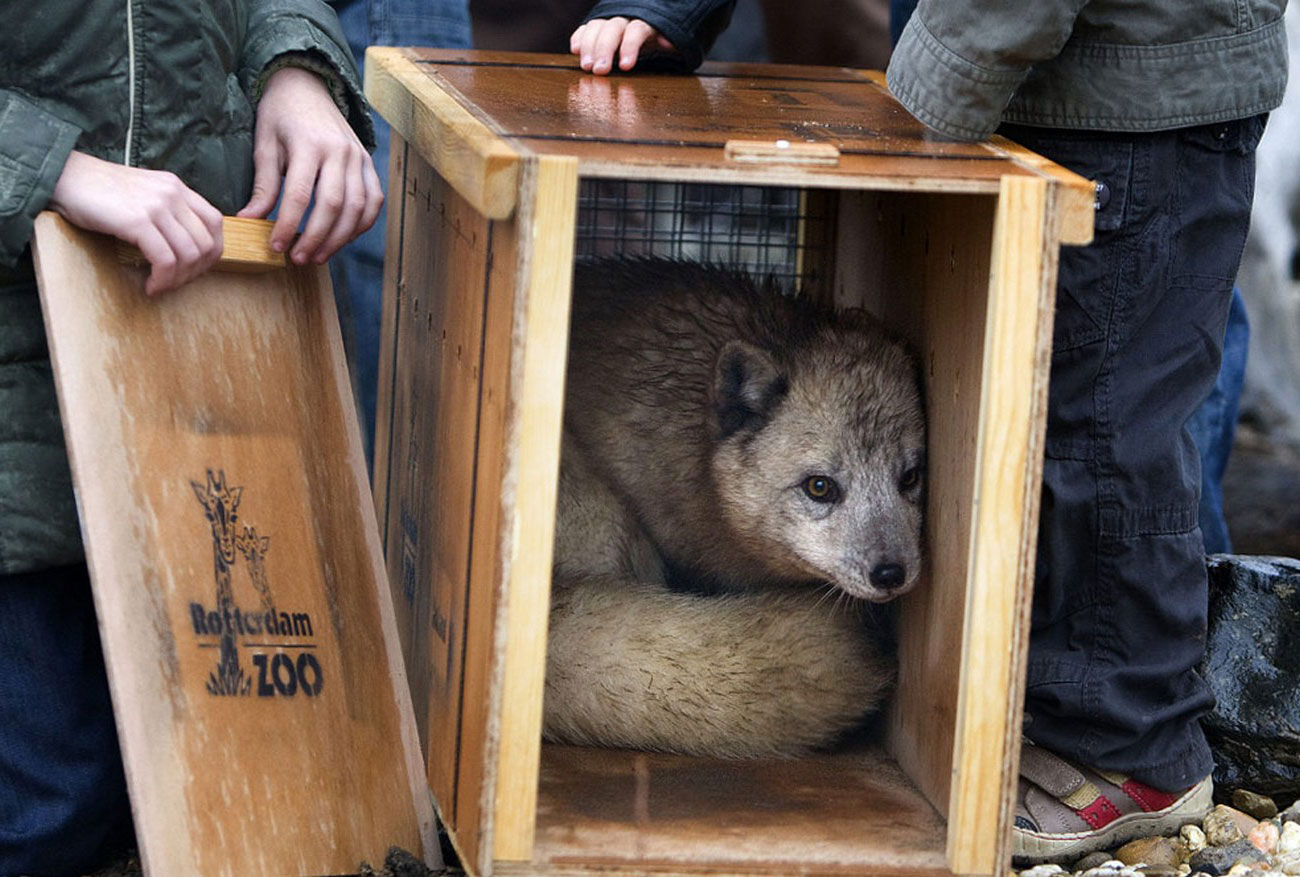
[237,66,382,265]
[237,0,380,263]
[0,89,221,296]
[571,18,677,74]
[572,0,737,73]
[49,153,225,296]
[885,0,1090,141]
[0,89,82,269]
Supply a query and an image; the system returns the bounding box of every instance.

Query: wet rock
[1018,865,1067,877]
[358,847,439,877]
[1206,805,1253,846]
[1134,867,1181,876]
[1280,821,1300,855]
[1117,836,1182,867]
[1189,838,1268,875]
[1276,850,1300,874]
[1249,820,1281,854]
[1184,824,1210,853]
[1283,800,1300,825]
[1076,862,1138,873]
[1235,789,1282,821]
[1078,862,1143,877]
[1075,852,1122,872]
[1200,557,1300,803]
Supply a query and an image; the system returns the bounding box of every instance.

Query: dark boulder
[1200,555,1300,802]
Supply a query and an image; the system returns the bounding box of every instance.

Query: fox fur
[545,259,926,758]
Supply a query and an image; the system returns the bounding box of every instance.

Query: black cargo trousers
[1001,116,1266,792]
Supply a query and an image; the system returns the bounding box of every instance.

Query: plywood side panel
[365,46,520,220]
[488,154,581,866]
[32,213,435,876]
[373,134,409,538]
[956,177,1059,873]
[840,191,994,827]
[390,152,498,837]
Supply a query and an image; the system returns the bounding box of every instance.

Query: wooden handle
[115,216,286,273]
[724,139,841,166]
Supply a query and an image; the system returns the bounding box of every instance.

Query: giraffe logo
[189,469,323,699]
[191,469,252,696]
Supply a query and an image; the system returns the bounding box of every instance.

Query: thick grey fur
[546,258,926,758]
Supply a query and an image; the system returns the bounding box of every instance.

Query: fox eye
[803,475,841,503]
[899,466,923,492]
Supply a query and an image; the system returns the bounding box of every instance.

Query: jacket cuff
[255,51,352,119]
[240,12,376,151]
[581,0,735,73]
[885,14,1028,142]
[0,90,81,268]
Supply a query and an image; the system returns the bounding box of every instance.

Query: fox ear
[712,340,788,439]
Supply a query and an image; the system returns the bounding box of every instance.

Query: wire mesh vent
[575,180,832,295]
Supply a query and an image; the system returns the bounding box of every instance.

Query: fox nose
[869,562,908,591]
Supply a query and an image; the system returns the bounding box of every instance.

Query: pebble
[1276,851,1300,875]
[1020,866,1068,877]
[1118,836,1182,867]
[1250,821,1282,854]
[1207,805,1255,847]
[1234,790,1281,821]
[1282,800,1300,825]
[1280,823,1300,855]
[1075,853,1123,871]
[1078,860,1141,877]
[1193,838,1269,875]
[1184,825,1210,853]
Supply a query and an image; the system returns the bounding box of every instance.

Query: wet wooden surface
[525,743,950,875]
[384,49,1073,194]
[364,49,1093,876]
[32,213,436,876]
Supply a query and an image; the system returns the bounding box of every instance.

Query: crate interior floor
[528,741,951,873]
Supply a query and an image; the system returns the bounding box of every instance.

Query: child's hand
[48,151,225,296]
[238,66,383,266]
[570,17,676,74]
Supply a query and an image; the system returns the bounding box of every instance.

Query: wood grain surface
[366,50,1092,877]
[32,212,436,877]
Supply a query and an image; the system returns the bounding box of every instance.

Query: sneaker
[1012,740,1214,864]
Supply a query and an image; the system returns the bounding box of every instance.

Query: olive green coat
[0,0,372,574]
[887,0,1290,141]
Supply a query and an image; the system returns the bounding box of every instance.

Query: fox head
[708,316,926,603]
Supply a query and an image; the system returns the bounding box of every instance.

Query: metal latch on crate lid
[724,139,841,166]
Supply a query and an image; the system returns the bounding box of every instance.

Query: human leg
[1185,286,1249,555]
[1003,117,1262,859]
[0,564,132,876]
[330,0,471,467]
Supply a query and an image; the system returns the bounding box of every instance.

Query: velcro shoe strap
[1019,742,1088,799]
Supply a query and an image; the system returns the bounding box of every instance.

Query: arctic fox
[545,259,926,758]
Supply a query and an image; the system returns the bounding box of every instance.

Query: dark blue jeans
[0,564,131,876]
[1003,117,1264,791]
[329,0,471,468]
[1186,286,1248,555]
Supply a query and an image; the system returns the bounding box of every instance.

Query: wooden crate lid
[31,214,437,875]
[365,48,1093,243]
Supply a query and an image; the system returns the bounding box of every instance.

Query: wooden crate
[364,48,1094,877]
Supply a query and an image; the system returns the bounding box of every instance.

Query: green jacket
[887,0,1290,141]
[0,0,372,575]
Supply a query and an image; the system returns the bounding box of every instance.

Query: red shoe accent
[1078,795,1123,829]
[1122,778,1182,812]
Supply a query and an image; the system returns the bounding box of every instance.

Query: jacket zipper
[124,0,139,166]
